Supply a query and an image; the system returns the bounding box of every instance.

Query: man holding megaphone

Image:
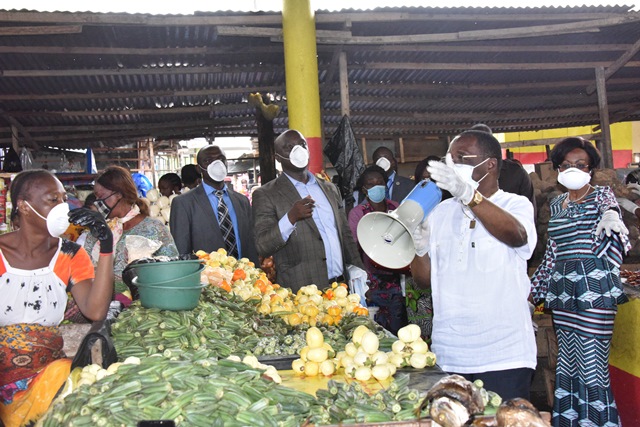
[410,130,538,401]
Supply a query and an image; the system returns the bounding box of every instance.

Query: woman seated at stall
[83,166,178,307]
[0,170,114,427]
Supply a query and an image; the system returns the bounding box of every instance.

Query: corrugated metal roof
[0,6,639,149]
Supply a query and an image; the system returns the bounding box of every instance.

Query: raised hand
[69,208,113,253]
[287,195,315,224]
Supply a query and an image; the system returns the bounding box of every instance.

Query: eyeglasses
[93,191,117,204]
[558,163,590,171]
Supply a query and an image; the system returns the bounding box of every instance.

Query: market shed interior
[2,4,640,422]
[0,5,639,167]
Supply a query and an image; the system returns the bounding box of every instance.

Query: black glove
[69,208,114,254]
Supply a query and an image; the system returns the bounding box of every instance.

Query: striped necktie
[215,190,238,258]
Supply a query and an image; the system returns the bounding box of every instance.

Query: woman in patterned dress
[531,137,629,427]
[83,166,178,307]
[0,170,113,426]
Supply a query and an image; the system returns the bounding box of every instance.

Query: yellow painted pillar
[282,0,323,173]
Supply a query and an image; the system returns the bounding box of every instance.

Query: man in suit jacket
[356,146,414,205]
[252,130,365,292]
[169,145,258,263]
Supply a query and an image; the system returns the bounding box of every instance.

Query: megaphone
[357,180,441,269]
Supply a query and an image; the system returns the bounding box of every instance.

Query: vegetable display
[39,355,315,427]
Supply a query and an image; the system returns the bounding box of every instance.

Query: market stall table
[280,365,449,397]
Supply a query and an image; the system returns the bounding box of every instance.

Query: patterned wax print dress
[531,185,629,427]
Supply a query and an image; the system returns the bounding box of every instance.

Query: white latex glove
[412,220,430,257]
[596,210,629,237]
[627,183,640,197]
[426,155,475,204]
[617,198,639,215]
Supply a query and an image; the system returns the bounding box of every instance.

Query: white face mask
[375,157,391,172]
[288,145,310,169]
[207,160,228,182]
[558,168,591,190]
[25,200,70,238]
[445,153,489,190]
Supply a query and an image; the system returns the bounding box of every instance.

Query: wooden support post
[255,96,277,184]
[399,137,405,164]
[339,51,350,117]
[595,67,614,169]
[361,137,368,164]
[10,125,19,153]
[149,139,157,185]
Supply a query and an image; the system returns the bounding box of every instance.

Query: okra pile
[113,286,386,360]
[113,287,296,359]
[309,374,425,425]
[40,356,317,427]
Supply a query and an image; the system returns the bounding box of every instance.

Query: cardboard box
[535,161,558,181]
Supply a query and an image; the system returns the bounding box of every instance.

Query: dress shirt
[278,171,344,279]
[202,181,242,257]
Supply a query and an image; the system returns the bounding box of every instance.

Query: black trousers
[448,367,535,401]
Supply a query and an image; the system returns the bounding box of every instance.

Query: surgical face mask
[558,168,591,190]
[366,185,386,203]
[288,145,309,168]
[207,160,228,182]
[24,200,70,238]
[93,192,119,219]
[445,153,489,190]
[375,157,391,172]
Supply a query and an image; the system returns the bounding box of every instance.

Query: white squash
[397,324,422,343]
[360,331,380,355]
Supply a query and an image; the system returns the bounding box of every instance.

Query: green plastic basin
[133,277,206,311]
[134,264,205,289]
[133,259,203,284]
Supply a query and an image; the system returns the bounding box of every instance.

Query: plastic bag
[347,264,368,307]
[2,146,22,172]
[70,320,118,370]
[20,147,34,171]
[125,235,162,264]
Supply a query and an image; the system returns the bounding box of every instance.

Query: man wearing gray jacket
[252,130,364,292]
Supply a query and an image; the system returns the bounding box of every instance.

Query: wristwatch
[466,190,484,208]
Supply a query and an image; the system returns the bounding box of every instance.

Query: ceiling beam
[216,25,351,39]
[585,36,640,94]
[4,59,639,79]
[0,25,83,36]
[4,77,639,103]
[0,43,633,55]
[0,111,39,149]
[6,96,637,122]
[355,61,640,71]
[0,65,235,77]
[313,16,640,45]
[1,10,631,26]
[0,85,285,101]
[499,133,600,148]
